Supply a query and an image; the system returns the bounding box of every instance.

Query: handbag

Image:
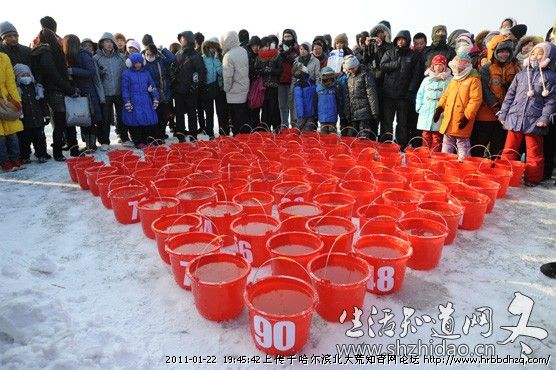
[0,98,21,120]
[247,77,265,110]
[64,96,92,127]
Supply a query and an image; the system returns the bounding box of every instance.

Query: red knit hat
[431,54,448,68]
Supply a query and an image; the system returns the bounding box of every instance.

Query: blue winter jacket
[69,48,102,123]
[145,48,175,103]
[121,66,160,126]
[294,77,316,119]
[316,83,339,123]
[415,73,452,131]
[203,54,223,88]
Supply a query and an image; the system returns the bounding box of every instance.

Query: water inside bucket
[173,242,215,254]
[312,265,365,284]
[193,261,247,283]
[240,198,265,206]
[273,244,316,256]
[235,222,276,236]
[358,246,404,259]
[200,204,240,217]
[283,204,321,216]
[178,190,213,200]
[141,200,176,210]
[403,228,436,237]
[313,224,348,235]
[164,224,194,233]
[251,289,313,315]
[457,196,482,203]
[113,189,144,197]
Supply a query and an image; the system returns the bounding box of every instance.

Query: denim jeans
[0,134,20,163]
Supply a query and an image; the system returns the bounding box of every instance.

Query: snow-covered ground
[1,127,555,370]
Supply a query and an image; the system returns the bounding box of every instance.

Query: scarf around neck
[452,65,473,80]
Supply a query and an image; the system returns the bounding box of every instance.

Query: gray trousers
[278,84,295,127]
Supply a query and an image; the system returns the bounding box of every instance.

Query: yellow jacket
[0,52,23,136]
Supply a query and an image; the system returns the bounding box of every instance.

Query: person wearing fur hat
[144,43,176,142]
[94,32,129,148]
[415,55,452,151]
[448,29,469,50]
[422,25,456,69]
[199,39,222,139]
[278,29,299,127]
[433,53,482,159]
[171,31,206,141]
[362,21,393,76]
[354,31,370,62]
[499,42,556,186]
[316,66,343,134]
[121,52,160,149]
[380,30,421,147]
[515,35,544,68]
[254,36,282,132]
[478,31,501,69]
[114,33,127,56]
[500,17,518,36]
[333,33,353,57]
[472,38,520,158]
[343,55,379,138]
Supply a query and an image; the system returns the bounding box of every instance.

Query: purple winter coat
[498,44,556,136]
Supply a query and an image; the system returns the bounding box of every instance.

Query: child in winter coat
[498,42,556,186]
[515,36,543,69]
[416,55,452,151]
[13,64,50,163]
[472,38,520,157]
[316,67,342,134]
[434,53,482,159]
[293,64,317,131]
[122,52,160,149]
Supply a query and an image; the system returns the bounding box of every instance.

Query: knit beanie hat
[126,39,141,52]
[321,66,335,77]
[300,42,311,52]
[0,21,18,38]
[40,16,57,32]
[431,54,448,68]
[431,25,447,45]
[334,33,349,47]
[344,54,360,70]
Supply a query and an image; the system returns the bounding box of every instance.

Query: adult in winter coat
[499,42,556,186]
[353,31,370,62]
[254,37,282,132]
[245,36,261,128]
[472,38,520,157]
[200,39,223,139]
[415,55,452,151]
[363,21,393,78]
[221,31,249,135]
[434,53,482,159]
[0,22,32,67]
[343,55,379,138]
[64,34,103,151]
[278,29,299,127]
[422,25,457,70]
[380,30,421,146]
[94,32,128,147]
[121,52,160,148]
[171,31,206,141]
[312,37,328,69]
[31,29,80,161]
[292,42,320,84]
[145,43,175,141]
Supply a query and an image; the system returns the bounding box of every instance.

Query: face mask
[530,60,539,68]
[145,55,156,63]
[20,76,32,85]
[270,42,276,50]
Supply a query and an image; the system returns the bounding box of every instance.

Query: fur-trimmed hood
[515,35,544,55]
[201,39,220,57]
[221,31,240,55]
[448,29,469,48]
[370,23,391,43]
[492,39,515,62]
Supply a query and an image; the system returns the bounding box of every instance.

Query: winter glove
[536,121,548,128]
[147,85,154,93]
[125,102,133,112]
[433,107,444,123]
[44,116,50,126]
[458,116,469,130]
[152,99,159,110]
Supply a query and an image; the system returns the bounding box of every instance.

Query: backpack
[247,76,265,109]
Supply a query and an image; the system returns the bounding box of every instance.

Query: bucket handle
[398,209,449,234]
[247,256,313,287]
[469,144,492,160]
[183,235,231,282]
[489,154,514,174]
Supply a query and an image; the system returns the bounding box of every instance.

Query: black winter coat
[344,65,379,121]
[170,46,207,95]
[19,84,45,129]
[0,43,32,67]
[30,44,74,96]
[361,42,393,83]
[254,51,282,88]
[380,46,421,100]
[421,43,456,69]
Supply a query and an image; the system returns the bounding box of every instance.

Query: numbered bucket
[306,216,356,254]
[166,232,222,290]
[186,252,251,321]
[313,192,356,218]
[197,201,244,249]
[175,186,217,214]
[85,165,120,196]
[109,185,149,224]
[277,201,323,232]
[338,180,376,216]
[137,197,180,239]
[417,201,463,245]
[272,181,312,204]
[354,235,413,295]
[245,275,317,355]
[451,190,490,230]
[232,191,274,215]
[382,189,423,213]
[462,175,500,213]
[357,204,404,236]
[97,175,134,209]
[230,214,280,267]
[152,214,203,264]
[267,232,324,280]
[397,214,448,270]
[307,253,371,321]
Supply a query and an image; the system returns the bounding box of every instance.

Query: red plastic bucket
[409,181,449,202]
[304,173,338,196]
[313,192,356,218]
[166,232,222,290]
[192,158,221,173]
[393,166,425,185]
[250,160,282,174]
[152,214,203,264]
[282,167,313,182]
[186,252,251,321]
[176,186,217,214]
[197,201,244,249]
[109,185,149,224]
[150,178,189,198]
[357,204,404,236]
[219,164,252,180]
[417,201,464,245]
[85,165,120,196]
[338,180,376,215]
[308,253,371,321]
[477,166,512,198]
[133,168,162,188]
[249,172,282,193]
[267,232,324,280]
[306,216,356,254]
[97,175,133,209]
[66,155,94,182]
[397,216,448,270]
[277,201,323,232]
[159,163,193,179]
[495,159,524,187]
[213,178,249,201]
[186,172,222,187]
[462,174,500,213]
[137,197,180,239]
[444,160,478,180]
[354,235,413,295]
[75,161,104,190]
[232,191,274,215]
[374,172,406,195]
[382,189,423,213]
[272,181,312,204]
[378,151,403,168]
[124,160,153,176]
[306,159,333,174]
[452,190,490,230]
[244,275,317,355]
[231,214,280,267]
